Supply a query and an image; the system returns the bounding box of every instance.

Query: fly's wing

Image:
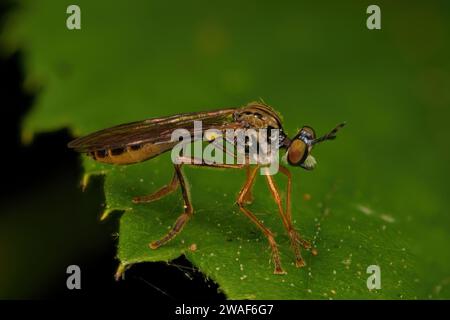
[68,108,239,152]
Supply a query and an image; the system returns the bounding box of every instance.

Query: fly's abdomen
[87,142,174,165]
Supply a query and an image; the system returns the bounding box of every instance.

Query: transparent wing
[68,108,238,152]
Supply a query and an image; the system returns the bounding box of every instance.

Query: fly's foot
[298,238,311,249]
[295,258,306,268]
[149,241,160,249]
[274,266,287,275]
[289,229,315,267]
[298,238,318,256]
[241,191,254,204]
[291,231,312,250]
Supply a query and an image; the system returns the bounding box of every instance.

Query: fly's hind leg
[149,156,245,250]
[149,164,193,249]
[133,170,179,204]
[237,165,286,275]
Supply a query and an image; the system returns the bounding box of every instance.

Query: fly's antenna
[311,122,346,145]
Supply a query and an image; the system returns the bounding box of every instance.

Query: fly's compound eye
[287,139,307,166]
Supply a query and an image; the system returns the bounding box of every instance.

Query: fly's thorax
[235,105,281,130]
[234,102,287,147]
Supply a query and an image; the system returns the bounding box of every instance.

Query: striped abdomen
[88,142,175,165]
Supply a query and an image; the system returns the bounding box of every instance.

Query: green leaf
[4,0,450,299]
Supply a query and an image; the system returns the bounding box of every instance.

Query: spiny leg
[237,166,286,274]
[133,170,179,204]
[149,159,244,250]
[278,166,313,251]
[149,164,193,249]
[266,167,313,268]
[241,166,254,204]
[265,173,304,267]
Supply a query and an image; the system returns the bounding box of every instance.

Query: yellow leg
[237,166,286,274]
[149,165,193,249]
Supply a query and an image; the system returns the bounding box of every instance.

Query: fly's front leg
[266,166,314,268]
[177,157,286,274]
[132,170,179,203]
[237,165,286,275]
[278,166,313,252]
[149,164,193,249]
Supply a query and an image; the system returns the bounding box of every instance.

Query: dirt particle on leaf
[356,204,374,215]
[380,214,395,223]
[342,254,352,269]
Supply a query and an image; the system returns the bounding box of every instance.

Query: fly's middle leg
[241,166,254,204]
[237,165,286,275]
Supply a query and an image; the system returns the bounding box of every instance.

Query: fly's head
[285,123,346,170]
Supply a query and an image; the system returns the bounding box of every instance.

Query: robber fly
[68,101,345,274]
